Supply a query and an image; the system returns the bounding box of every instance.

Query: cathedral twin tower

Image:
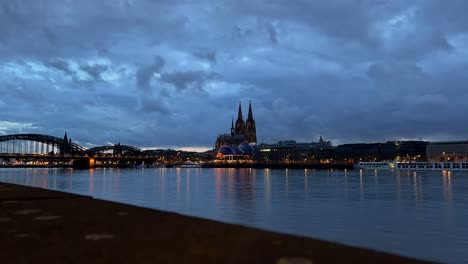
[215,101,257,150]
[233,101,257,143]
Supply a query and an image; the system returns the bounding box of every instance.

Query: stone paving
[0,182,432,264]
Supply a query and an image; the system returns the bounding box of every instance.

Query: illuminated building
[334,143,381,163]
[254,137,333,164]
[214,144,254,163]
[426,141,468,162]
[335,140,429,162]
[214,101,257,150]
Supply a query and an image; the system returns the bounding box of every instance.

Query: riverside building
[426,141,468,162]
[254,137,333,164]
[334,140,429,163]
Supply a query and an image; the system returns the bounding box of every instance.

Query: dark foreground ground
[0,182,432,264]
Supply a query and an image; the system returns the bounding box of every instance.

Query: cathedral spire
[237,101,243,122]
[244,100,257,144]
[235,102,246,135]
[62,131,69,155]
[247,100,253,121]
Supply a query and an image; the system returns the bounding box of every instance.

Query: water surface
[1,168,467,263]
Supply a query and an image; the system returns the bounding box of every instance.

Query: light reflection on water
[1,167,468,263]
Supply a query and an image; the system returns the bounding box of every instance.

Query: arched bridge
[0,133,153,168]
[0,134,85,154]
[85,144,142,156]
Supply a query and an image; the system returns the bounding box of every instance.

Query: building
[335,140,429,163]
[214,101,257,150]
[380,140,429,161]
[244,102,257,143]
[254,137,333,164]
[334,143,381,163]
[427,141,468,162]
[61,132,76,155]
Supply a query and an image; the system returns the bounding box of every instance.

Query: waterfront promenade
[0,182,430,264]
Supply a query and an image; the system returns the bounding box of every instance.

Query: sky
[1,0,468,151]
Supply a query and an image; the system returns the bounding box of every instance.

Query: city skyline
[1,1,468,150]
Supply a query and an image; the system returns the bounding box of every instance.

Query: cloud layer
[1,0,468,149]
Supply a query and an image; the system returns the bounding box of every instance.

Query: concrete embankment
[0,182,430,264]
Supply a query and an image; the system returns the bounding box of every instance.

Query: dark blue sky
[1,0,468,150]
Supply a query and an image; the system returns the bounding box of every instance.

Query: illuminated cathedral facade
[214,101,257,150]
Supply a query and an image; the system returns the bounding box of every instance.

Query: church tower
[245,101,257,144]
[230,117,235,136]
[235,102,245,135]
[62,132,69,155]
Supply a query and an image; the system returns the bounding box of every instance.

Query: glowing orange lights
[89,158,95,168]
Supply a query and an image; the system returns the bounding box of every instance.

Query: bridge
[0,133,85,155]
[85,144,142,156]
[0,133,154,168]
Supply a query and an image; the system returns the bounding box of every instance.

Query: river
[1,167,467,263]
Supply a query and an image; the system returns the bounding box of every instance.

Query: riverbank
[0,182,430,263]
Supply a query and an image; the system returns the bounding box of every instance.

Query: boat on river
[394,161,468,171]
[355,161,393,170]
[356,161,468,171]
[174,162,203,168]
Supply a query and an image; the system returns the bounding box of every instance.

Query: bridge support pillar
[73,158,95,169]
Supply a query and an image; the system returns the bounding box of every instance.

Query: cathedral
[215,101,257,150]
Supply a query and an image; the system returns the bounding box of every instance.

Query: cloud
[46,59,74,76]
[136,55,165,91]
[80,63,108,80]
[192,50,217,64]
[42,27,57,45]
[0,0,468,148]
[160,70,221,92]
[264,22,277,44]
[0,121,38,135]
[140,96,170,114]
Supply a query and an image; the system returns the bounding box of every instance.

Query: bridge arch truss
[0,134,85,155]
[85,144,142,156]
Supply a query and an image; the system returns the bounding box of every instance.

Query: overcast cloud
[1,0,468,149]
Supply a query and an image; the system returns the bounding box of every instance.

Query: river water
[1,167,467,263]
